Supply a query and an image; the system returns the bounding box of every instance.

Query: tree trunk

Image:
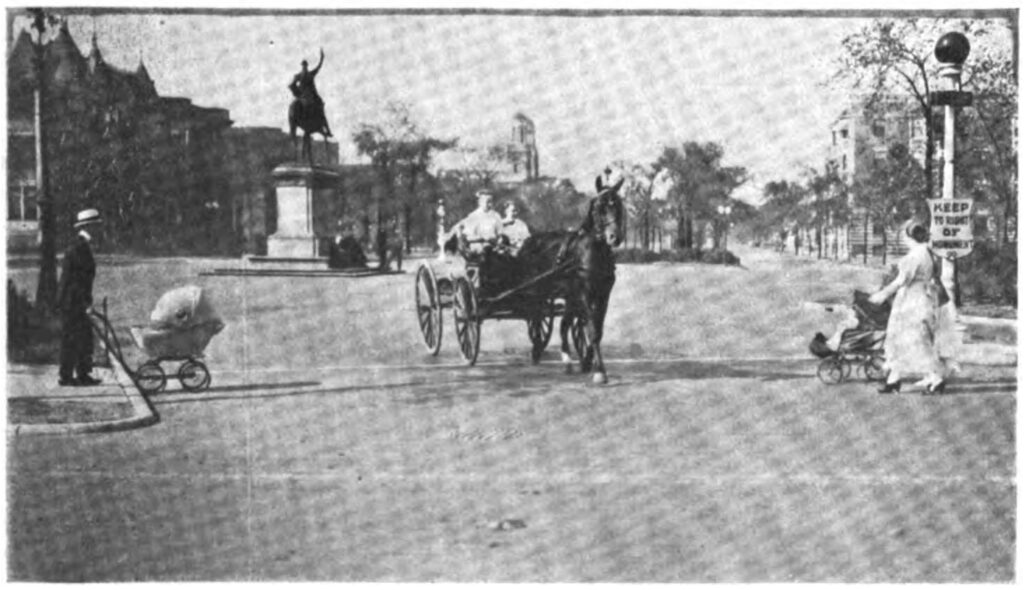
[881,230,888,267]
[922,102,935,202]
[862,214,869,265]
[35,85,58,311]
[676,214,688,250]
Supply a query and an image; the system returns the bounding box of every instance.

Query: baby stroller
[810,290,890,384]
[129,285,224,393]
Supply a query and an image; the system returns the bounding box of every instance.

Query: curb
[12,357,160,437]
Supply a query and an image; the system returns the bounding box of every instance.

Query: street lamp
[933,31,970,307]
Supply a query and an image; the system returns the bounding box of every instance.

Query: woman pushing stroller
[867,220,958,395]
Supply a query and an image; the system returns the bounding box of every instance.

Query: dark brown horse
[288,97,331,165]
[516,183,624,383]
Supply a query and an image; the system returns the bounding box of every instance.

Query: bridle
[589,190,623,247]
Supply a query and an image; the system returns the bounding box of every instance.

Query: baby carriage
[128,285,224,393]
[810,290,890,384]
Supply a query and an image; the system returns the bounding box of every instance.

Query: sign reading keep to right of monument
[928,199,974,259]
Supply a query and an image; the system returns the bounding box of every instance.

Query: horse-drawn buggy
[414,247,584,366]
[414,173,625,382]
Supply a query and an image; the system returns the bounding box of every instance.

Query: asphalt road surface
[7,247,1015,581]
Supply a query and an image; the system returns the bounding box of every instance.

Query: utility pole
[30,9,58,311]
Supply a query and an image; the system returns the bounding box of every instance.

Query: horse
[287,97,331,165]
[516,184,625,384]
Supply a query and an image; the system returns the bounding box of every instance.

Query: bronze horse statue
[287,49,333,165]
[516,173,625,383]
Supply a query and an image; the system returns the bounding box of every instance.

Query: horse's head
[586,189,625,247]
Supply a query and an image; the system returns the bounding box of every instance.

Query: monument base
[266,235,320,258]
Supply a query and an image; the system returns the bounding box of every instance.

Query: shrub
[616,247,740,266]
[958,241,1016,306]
[7,281,61,365]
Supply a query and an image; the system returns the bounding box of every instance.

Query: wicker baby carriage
[811,290,890,384]
[129,285,224,393]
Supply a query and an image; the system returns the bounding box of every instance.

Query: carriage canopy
[149,285,222,330]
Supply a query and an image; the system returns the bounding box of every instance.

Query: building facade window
[872,123,886,138]
[841,154,847,170]
[7,183,37,221]
[840,129,848,139]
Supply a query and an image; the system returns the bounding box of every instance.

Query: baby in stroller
[129,285,224,393]
[810,290,890,384]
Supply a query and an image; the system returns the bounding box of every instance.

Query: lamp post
[29,9,57,310]
[933,32,971,307]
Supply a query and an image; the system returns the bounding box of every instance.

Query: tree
[757,179,808,252]
[353,102,456,266]
[833,16,1016,224]
[618,162,658,250]
[852,143,926,266]
[804,162,851,259]
[653,142,747,251]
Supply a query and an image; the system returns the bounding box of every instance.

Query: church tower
[507,112,539,181]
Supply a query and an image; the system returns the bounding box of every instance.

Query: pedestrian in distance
[869,219,953,395]
[57,208,103,387]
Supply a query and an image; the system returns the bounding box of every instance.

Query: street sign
[928,199,974,258]
[931,90,974,107]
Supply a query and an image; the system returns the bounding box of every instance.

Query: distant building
[817,99,931,261]
[495,112,540,187]
[6,24,344,255]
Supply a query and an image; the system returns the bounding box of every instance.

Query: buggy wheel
[527,299,555,363]
[452,277,480,366]
[863,356,887,382]
[135,361,166,394]
[415,264,443,355]
[179,359,211,391]
[816,357,845,385]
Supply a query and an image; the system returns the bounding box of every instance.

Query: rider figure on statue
[289,48,333,138]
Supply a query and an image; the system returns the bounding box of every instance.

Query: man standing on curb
[57,209,102,387]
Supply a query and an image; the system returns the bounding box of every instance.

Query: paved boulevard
[7,246,1015,581]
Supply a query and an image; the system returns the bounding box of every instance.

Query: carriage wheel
[135,361,167,394]
[415,264,443,355]
[862,355,887,382]
[816,357,845,385]
[527,300,555,363]
[452,277,481,366]
[179,359,212,392]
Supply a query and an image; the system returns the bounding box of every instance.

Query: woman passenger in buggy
[444,190,521,291]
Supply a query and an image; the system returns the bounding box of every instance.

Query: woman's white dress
[884,245,945,377]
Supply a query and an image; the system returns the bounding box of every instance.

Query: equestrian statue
[288,48,334,165]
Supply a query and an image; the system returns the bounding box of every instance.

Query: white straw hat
[74,208,102,228]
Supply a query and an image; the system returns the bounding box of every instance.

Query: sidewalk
[7,357,158,436]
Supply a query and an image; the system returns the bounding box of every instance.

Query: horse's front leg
[588,281,614,384]
[559,313,574,374]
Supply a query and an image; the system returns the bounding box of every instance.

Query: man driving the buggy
[448,190,505,256]
[444,190,522,291]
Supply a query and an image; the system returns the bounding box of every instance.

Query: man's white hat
[74,208,102,228]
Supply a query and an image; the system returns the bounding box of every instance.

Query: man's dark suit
[57,234,96,382]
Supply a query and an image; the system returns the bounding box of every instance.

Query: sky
[7,7,1015,201]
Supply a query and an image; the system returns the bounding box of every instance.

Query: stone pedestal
[266,163,341,258]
